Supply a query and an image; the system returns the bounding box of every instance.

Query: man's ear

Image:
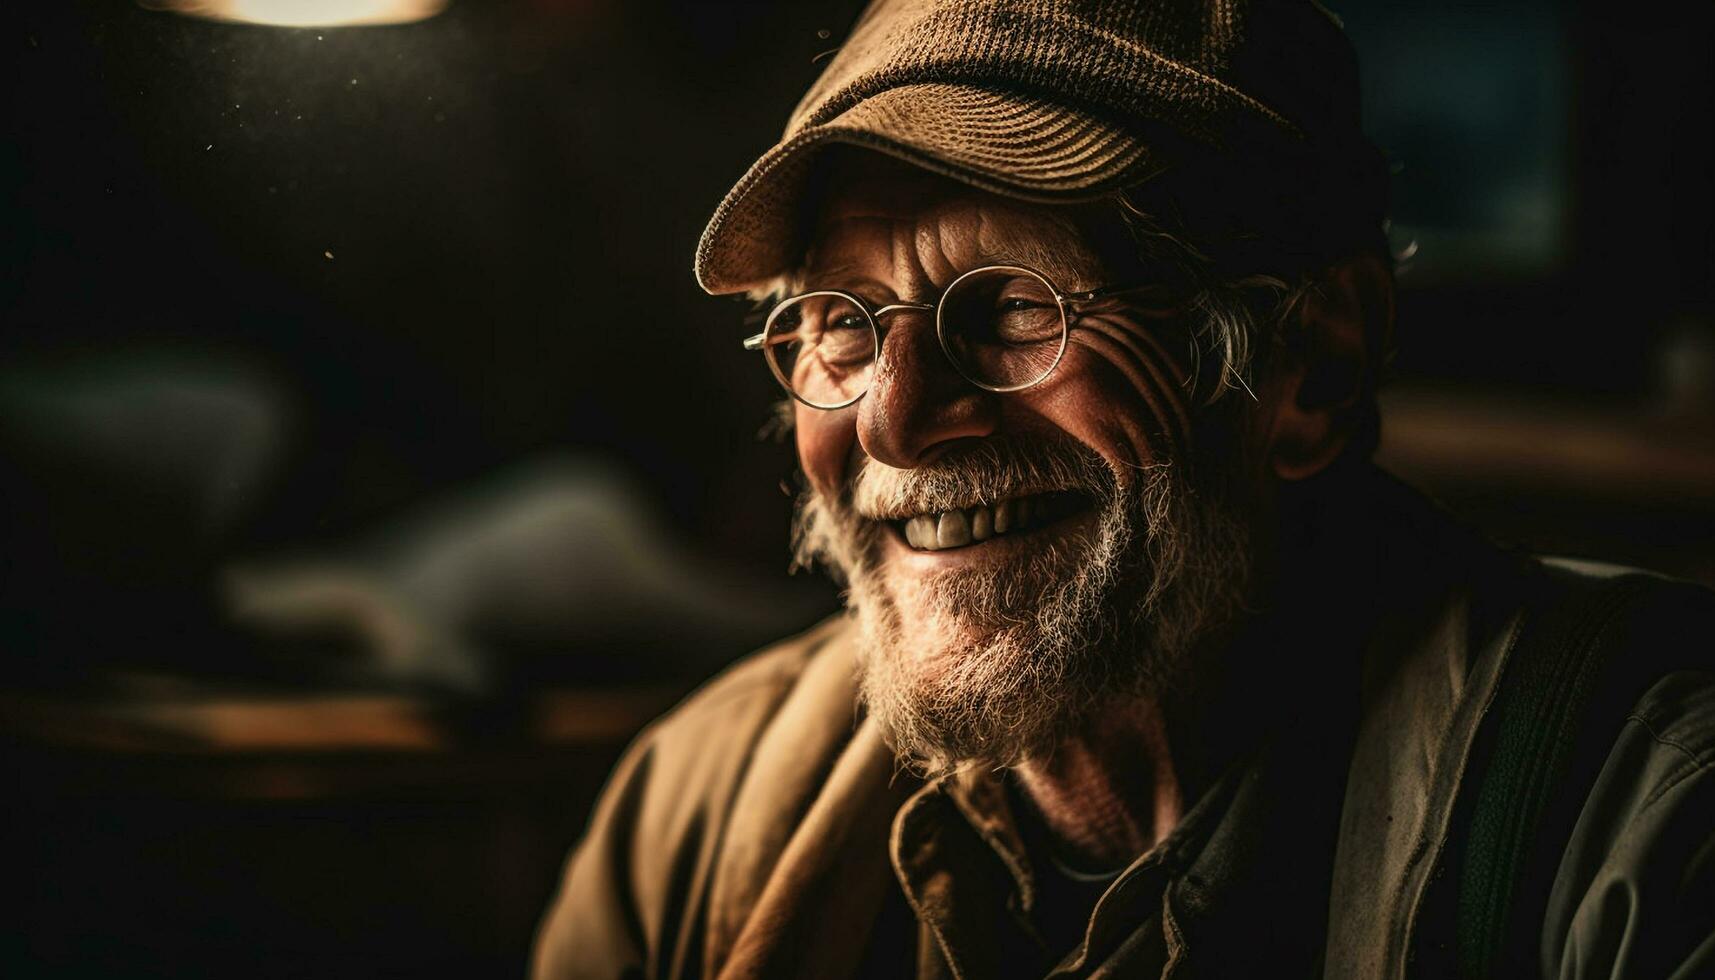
[1264,253,1394,481]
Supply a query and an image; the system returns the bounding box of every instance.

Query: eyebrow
[802,250,1101,299]
[796,215,1108,297]
[795,262,892,298]
[974,227,1105,292]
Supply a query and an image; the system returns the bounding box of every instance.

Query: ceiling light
[140,0,449,27]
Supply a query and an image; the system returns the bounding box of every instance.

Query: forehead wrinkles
[888,216,936,297]
[809,183,1106,295]
[973,208,1102,289]
[800,212,925,296]
[908,199,1103,290]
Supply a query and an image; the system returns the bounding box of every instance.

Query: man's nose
[856,310,998,468]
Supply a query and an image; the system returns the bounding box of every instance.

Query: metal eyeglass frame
[741,263,1161,410]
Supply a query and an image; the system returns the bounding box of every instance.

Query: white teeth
[900,495,1052,551]
[936,510,971,548]
[970,507,992,542]
[905,515,937,549]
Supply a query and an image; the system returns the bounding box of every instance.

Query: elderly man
[534,2,1715,977]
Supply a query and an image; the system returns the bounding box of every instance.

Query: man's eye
[830,313,870,331]
[991,296,1061,344]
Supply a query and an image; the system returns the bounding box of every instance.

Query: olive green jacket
[533,478,1715,978]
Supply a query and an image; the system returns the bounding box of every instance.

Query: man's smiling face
[788,156,1261,775]
[792,158,1196,518]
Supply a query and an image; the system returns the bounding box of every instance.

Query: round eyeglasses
[741,264,1155,410]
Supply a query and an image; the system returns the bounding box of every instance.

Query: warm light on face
[141,0,448,27]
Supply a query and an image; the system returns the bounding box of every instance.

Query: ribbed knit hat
[695,0,1384,294]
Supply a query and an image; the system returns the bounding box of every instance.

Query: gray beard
[792,436,1254,778]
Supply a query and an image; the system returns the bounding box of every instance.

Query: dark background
[4,0,1713,976]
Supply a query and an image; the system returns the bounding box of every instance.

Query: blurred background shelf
[4,685,685,760]
[4,683,688,978]
[1377,384,1715,585]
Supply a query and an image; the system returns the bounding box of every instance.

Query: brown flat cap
[695,0,1379,295]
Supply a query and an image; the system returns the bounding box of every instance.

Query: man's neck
[1006,468,1390,872]
[1013,703,1187,871]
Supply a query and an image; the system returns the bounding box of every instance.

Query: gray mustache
[850,437,1115,520]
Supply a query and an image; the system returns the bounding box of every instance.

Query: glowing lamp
[140,0,448,27]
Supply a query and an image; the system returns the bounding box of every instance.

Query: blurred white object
[0,354,288,543]
[225,454,826,694]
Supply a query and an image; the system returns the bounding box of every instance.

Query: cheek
[1029,324,1193,465]
[795,406,858,496]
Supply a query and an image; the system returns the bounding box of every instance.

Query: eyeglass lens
[763,267,1067,408]
[937,267,1066,391]
[762,292,876,409]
